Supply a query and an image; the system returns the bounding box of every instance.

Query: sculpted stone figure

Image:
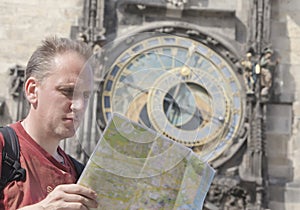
[241,50,257,94]
[258,48,279,96]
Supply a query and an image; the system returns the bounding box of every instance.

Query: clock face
[99,32,244,161]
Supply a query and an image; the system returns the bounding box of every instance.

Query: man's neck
[21,117,60,156]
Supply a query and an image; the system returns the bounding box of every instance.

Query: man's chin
[59,125,77,138]
[59,120,81,138]
[61,130,76,139]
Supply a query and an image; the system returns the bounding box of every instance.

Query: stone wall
[0,0,84,122]
[268,0,300,209]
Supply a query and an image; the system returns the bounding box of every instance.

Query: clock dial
[99,32,244,161]
[148,69,229,143]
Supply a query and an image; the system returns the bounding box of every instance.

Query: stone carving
[204,176,250,210]
[257,47,279,97]
[9,65,25,98]
[166,0,188,7]
[240,47,279,99]
[240,49,258,94]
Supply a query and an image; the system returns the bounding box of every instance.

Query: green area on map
[78,114,215,210]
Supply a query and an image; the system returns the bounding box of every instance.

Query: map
[77,113,215,210]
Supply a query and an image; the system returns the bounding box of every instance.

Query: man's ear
[24,77,38,105]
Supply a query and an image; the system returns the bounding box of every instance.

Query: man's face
[36,51,92,139]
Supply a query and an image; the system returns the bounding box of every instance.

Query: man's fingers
[51,184,98,208]
[62,194,99,209]
[56,184,97,200]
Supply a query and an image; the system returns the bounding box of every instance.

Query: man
[0,37,99,209]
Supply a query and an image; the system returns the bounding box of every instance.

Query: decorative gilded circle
[99,32,244,161]
[147,68,230,147]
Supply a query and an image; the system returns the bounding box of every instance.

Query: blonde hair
[25,36,93,82]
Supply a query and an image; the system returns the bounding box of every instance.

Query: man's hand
[18,184,98,210]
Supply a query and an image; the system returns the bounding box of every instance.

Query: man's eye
[61,89,74,97]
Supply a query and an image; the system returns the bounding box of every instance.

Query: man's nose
[71,95,86,111]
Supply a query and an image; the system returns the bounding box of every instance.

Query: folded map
[78,113,215,210]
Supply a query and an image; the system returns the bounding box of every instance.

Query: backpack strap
[0,126,26,191]
[68,155,85,181]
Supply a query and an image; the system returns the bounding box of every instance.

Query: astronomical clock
[71,0,271,209]
[97,31,245,163]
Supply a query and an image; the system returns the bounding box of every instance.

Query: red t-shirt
[0,122,78,209]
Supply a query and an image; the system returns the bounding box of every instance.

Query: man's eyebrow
[56,83,76,88]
